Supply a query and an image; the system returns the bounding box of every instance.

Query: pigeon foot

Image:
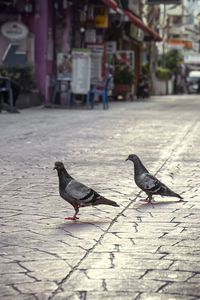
[65,216,79,220]
[139,197,150,202]
[65,204,80,220]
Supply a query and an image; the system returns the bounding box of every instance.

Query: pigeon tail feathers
[94,196,119,207]
[164,189,183,199]
[126,155,183,202]
[174,193,183,200]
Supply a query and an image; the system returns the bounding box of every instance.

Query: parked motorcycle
[136,76,150,99]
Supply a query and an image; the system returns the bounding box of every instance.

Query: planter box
[152,75,174,95]
[113,84,132,100]
[17,91,44,109]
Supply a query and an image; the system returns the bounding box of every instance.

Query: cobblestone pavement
[1,95,200,300]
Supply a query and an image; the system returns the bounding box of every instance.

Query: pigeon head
[54,161,65,171]
[125,154,139,162]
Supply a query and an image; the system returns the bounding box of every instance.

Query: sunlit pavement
[1,94,200,300]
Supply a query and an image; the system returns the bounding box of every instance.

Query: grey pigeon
[54,161,119,220]
[126,154,183,202]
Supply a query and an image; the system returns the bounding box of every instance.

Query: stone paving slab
[1,95,200,299]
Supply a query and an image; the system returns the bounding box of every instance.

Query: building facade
[0,0,162,103]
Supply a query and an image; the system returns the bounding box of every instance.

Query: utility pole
[162,4,166,68]
[162,4,169,94]
[145,4,160,94]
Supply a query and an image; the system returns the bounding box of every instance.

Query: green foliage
[165,50,182,74]
[157,56,162,67]
[0,65,35,92]
[142,63,148,75]
[156,66,171,80]
[114,67,134,85]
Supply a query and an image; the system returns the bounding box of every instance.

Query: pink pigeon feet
[139,197,151,202]
[65,204,79,220]
[65,216,79,220]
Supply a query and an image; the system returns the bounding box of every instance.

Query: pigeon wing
[138,173,164,195]
[65,179,98,205]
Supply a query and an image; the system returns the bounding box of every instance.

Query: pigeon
[54,161,119,220]
[126,154,183,202]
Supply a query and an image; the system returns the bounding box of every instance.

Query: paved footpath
[1,95,200,300]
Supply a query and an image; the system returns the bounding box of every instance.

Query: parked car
[187,71,200,94]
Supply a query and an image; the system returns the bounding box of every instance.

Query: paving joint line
[48,120,197,299]
[48,193,140,299]
[155,118,199,176]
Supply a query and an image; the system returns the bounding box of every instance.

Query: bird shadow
[57,219,111,230]
[136,199,185,210]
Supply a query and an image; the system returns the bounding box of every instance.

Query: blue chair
[0,77,14,112]
[86,76,112,109]
[52,75,73,107]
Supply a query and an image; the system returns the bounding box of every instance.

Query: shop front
[0,0,162,105]
[0,0,54,104]
[51,0,163,103]
[0,1,36,96]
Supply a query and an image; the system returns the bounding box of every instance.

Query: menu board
[90,52,103,82]
[86,43,106,83]
[71,49,91,94]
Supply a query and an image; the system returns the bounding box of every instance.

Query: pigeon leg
[65,204,79,220]
[140,195,153,203]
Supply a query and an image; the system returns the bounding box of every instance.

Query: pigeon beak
[125,158,129,161]
[53,167,56,170]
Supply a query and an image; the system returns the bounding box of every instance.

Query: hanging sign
[72,49,91,94]
[1,22,29,41]
[94,6,108,28]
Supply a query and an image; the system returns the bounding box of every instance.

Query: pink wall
[23,1,72,103]
[26,0,54,102]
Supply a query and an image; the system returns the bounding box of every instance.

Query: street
[0,94,200,300]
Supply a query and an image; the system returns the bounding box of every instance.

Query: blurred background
[0,0,200,108]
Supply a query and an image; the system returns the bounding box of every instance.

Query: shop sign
[168,43,183,50]
[106,41,117,54]
[72,49,91,94]
[1,21,29,41]
[94,6,108,28]
[185,54,200,65]
[168,39,192,50]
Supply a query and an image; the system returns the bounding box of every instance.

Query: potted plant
[156,66,171,80]
[0,65,43,108]
[113,66,134,99]
[0,65,36,92]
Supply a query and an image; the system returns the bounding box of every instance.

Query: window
[186,15,193,24]
[173,16,182,25]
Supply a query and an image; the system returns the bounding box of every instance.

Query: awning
[101,0,118,11]
[124,10,163,42]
